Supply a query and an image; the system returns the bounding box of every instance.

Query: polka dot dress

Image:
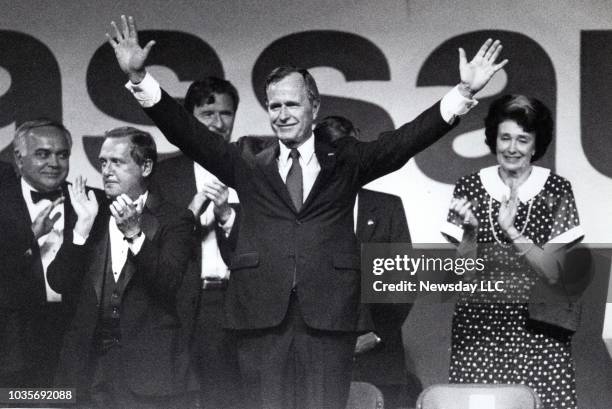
[445,169,581,409]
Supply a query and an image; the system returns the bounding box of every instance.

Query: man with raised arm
[107,15,507,409]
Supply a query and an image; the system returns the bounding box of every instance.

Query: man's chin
[103,188,120,198]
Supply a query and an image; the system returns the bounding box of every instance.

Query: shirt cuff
[218,208,236,238]
[439,85,478,123]
[128,233,146,254]
[72,230,88,245]
[441,221,464,244]
[124,72,162,108]
[603,303,612,359]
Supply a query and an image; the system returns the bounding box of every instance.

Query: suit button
[111,292,119,299]
[112,307,118,314]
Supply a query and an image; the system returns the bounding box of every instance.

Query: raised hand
[31,197,64,239]
[449,197,478,231]
[110,193,144,239]
[69,176,99,238]
[498,181,519,235]
[106,15,155,83]
[458,38,508,95]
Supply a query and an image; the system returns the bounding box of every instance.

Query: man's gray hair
[13,119,72,155]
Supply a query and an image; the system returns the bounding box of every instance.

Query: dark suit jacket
[0,161,16,187]
[144,90,454,331]
[0,179,82,375]
[354,189,412,385]
[47,192,196,397]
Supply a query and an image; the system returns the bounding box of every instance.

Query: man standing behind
[151,77,241,409]
[315,116,416,408]
[47,127,195,408]
[0,120,80,388]
[108,15,507,409]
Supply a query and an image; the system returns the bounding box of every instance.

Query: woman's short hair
[484,94,553,161]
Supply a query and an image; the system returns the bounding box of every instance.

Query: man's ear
[312,99,320,121]
[13,149,23,171]
[141,159,153,178]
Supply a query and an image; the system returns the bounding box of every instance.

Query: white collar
[479,165,549,203]
[20,177,63,206]
[136,191,149,208]
[21,177,45,194]
[278,133,316,165]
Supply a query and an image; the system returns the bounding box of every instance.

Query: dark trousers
[192,288,243,409]
[235,290,357,409]
[0,303,69,388]
[89,345,194,409]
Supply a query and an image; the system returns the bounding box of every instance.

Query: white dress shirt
[21,178,64,302]
[277,135,320,202]
[604,303,612,359]
[194,163,238,280]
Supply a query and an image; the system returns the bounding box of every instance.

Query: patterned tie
[31,189,63,203]
[286,148,303,211]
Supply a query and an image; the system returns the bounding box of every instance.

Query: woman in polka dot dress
[441,95,584,408]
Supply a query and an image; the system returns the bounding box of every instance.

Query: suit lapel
[91,225,109,303]
[301,136,336,212]
[110,193,161,295]
[356,192,377,242]
[62,183,76,242]
[180,156,197,207]
[8,180,47,301]
[255,140,297,212]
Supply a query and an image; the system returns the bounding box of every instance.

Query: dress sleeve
[441,177,469,243]
[546,179,584,246]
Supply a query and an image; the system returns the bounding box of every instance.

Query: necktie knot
[289,148,300,160]
[31,189,62,203]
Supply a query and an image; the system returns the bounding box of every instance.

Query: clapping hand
[459,38,508,96]
[188,191,211,218]
[449,197,478,231]
[106,15,155,84]
[69,176,99,239]
[31,197,64,239]
[202,180,232,224]
[498,180,519,235]
[110,193,144,239]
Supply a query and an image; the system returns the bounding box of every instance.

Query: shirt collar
[278,133,316,166]
[21,177,42,194]
[136,191,149,209]
[479,165,550,203]
[21,177,63,206]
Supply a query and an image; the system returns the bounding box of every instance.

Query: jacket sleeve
[134,209,196,297]
[354,101,455,186]
[144,90,240,188]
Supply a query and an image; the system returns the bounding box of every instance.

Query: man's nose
[101,162,112,175]
[278,106,290,121]
[47,153,60,167]
[209,113,223,129]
